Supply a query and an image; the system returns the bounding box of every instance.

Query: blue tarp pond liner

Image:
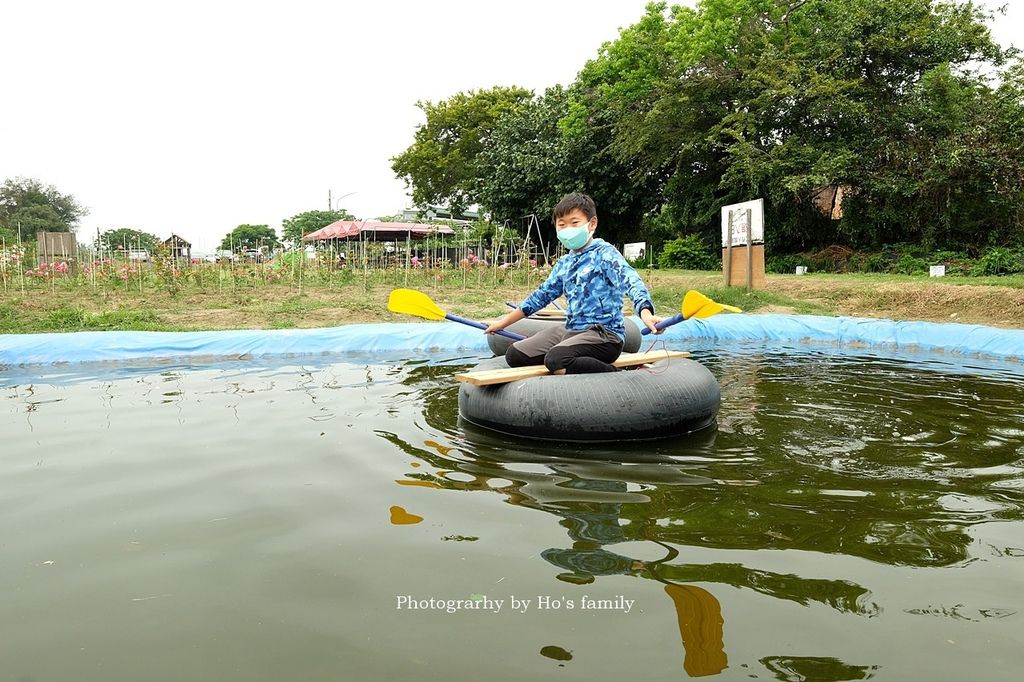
[1,314,1022,368]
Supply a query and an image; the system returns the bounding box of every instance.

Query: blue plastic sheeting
[644,314,1024,361]
[0,323,489,367]
[1,314,1022,367]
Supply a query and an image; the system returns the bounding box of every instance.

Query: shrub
[894,254,928,275]
[766,253,804,274]
[864,254,889,273]
[930,250,972,275]
[803,245,856,273]
[972,247,1024,276]
[627,256,655,270]
[657,235,718,270]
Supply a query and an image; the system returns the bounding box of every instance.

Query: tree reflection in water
[382,431,890,677]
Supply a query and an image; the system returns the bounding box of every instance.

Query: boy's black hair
[552,192,597,222]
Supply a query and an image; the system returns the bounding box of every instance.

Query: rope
[634,338,673,375]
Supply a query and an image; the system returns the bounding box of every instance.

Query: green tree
[0,177,88,233]
[478,85,659,246]
[220,224,279,251]
[97,228,160,252]
[391,86,533,216]
[477,87,571,231]
[281,209,354,245]
[4,204,69,237]
[575,0,1019,252]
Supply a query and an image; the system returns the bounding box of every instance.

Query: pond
[2,344,1023,681]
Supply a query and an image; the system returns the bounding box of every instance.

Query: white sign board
[721,199,765,247]
[623,242,647,261]
[929,265,946,277]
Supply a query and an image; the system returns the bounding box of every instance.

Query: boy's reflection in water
[539,477,727,677]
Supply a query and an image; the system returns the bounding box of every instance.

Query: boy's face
[557,206,598,231]
[554,208,596,251]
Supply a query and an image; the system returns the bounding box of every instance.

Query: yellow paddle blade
[387,288,446,321]
[682,290,743,319]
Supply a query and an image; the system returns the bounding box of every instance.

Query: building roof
[303,220,456,242]
[163,233,192,246]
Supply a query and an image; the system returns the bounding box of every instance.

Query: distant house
[163,234,192,260]
[401,205,479,229]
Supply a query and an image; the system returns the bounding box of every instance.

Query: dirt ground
[150,275,1024,330]
[3,272,1023,332]
[766,276,1024,328]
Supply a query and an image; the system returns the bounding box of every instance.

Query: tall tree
[478,87,571,232]
[2,205,69,237]
[0,177,88,234]
[281,209,354,246]
[478,85,658,246]
[96,228,160,253]
[391,86,533,215]
[574,0,1018,252]
[220,224,279,251]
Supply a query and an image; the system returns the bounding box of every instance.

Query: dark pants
[505,325,623,374]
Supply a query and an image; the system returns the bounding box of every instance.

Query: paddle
[640,290,742,335]
[388,289,526,341]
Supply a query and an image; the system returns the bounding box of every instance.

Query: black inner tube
[458,356,720,443]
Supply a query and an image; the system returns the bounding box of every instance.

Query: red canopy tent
[303,220,456,242]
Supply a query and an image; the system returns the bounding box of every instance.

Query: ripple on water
[3,350,1024,681]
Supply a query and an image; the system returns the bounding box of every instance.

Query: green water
[2,348,1023,681]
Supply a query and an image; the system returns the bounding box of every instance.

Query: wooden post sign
[721,199,765,290]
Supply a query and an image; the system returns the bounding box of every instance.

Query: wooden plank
[532,309,566,318]
[722,243,765,289]
[456,350,691,386]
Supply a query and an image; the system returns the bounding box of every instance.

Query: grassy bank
[2,269,1023,334]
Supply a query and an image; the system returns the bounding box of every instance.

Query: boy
[485,192,661,374]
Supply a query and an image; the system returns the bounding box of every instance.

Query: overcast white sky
[2,0,1020,253]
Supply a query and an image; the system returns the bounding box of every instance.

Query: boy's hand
[640,309,663,334]
[485,307,526,334]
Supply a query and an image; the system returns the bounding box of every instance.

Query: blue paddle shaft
[641,313,685,335]
[506,300,562,311]
[446,313,525,341]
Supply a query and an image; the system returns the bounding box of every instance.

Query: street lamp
[328,190,357,213]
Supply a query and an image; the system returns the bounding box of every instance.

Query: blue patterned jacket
[519,238,654,341]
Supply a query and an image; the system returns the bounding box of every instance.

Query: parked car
[207,250,236,263]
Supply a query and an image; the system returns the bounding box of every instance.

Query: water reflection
[406,351,1024,571]
[760,656,878,681]
[394,350,1024,677]
[5,349,1022,680]
[664,584,727,677]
